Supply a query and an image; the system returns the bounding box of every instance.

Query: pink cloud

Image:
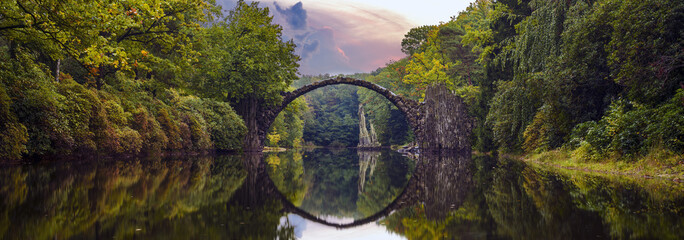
[216,1,414,75]
[271,1,413,74]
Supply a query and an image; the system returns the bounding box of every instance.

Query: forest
[1,0,683,168]
[274,0,684,169]
[0,1,296,159]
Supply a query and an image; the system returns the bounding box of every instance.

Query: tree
[266,94,307,148]
[0,0,218,88]
[401,25,437,56]
[190,1,300,150]
[300,83,359,147]
[403,17,483,102]
[192,1,299,106]
[602,0,684,105]
[470,0,530,152]
[0,83,28,160]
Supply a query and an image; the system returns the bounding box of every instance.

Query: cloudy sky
[216,1,471,75]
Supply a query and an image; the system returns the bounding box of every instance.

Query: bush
[56,78,104,152]
[186,113,212,150]
[1,47,246,159]
[568,92,684,161]
[523,104,570,153]
[646,90,684,153]
[157,108,182,150]
[103,100,128,127]
[0,83,28,160]
[131,107,168,152]
[119,127,143,154]
[179,96,246,151]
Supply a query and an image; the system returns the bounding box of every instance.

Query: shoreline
[514,150,684,183]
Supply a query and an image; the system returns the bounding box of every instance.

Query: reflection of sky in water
[268,148,416,220]
[279,214,405,240]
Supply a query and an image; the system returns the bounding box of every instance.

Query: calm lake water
[1,148,682,239]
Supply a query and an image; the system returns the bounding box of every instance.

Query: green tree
[0,0,218,88]
[192,0,299,106]
[298,77,359,147]
[0,82,28,160]
[401,25,437,56]
[470,0,530,152]
[190,1,300,150]
[266,96,307,148]
[602,0,684,105]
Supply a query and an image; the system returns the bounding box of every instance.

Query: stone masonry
[246,77,473,153]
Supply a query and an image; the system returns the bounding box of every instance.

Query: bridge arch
[258,77,422,149]
[247,77,473,152]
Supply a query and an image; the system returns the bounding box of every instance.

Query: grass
[262,147,288,152]
[524,147,684,182]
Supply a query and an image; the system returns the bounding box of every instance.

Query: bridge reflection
[242,149,473,229]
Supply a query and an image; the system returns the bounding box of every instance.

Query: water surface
[0,149,682,239]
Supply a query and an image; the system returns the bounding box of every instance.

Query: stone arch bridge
[243,77,473,152]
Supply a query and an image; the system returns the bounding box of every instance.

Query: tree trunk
[235,96,264,152]
[54,59,61,82]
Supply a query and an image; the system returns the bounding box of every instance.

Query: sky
[280,214,405,240]
[216,0,472,75]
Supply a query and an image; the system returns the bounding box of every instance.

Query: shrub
[646,90,684,153]
[179,97,246,151]
[523,104,570,153]
[568,91,684,161]
[103,100,128,127]
[131,107,168,152]
[0,83,28,160]
[157,108,182,150]
[1,48,247,158]
[182,113,212,150]
[119,127,143,154]
[56,78,102,152]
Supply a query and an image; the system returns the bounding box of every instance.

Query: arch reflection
[258,148,474,229]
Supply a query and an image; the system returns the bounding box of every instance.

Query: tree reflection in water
[0,150,682,239]
[0,155,294,239]
[381,154,684,240]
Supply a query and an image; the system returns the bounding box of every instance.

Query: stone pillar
[358,104,372,147]
[418,84,474,152]
[369,121,379,145]
[358,104,380,148]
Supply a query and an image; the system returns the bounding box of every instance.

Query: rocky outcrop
[369,122,379,145]
[358,104,381,148]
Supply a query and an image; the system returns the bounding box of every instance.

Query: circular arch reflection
[245,149,473,229]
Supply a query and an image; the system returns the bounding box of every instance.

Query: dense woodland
[1,0,683,164]
[0,1,296,159]
[292,0,683,164]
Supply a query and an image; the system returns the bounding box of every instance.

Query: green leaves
[401,25,436,56]
[0,0,218,84]
[401,2,490,102]
[602,0,684,104]
[192,0,299,105]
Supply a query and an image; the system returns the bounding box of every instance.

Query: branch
[116,4,194,43]
[118,30,177,43]
[14,0,39,23]
[0,24,29,30]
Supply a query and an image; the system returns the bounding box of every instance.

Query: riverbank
[521,149,684,182]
